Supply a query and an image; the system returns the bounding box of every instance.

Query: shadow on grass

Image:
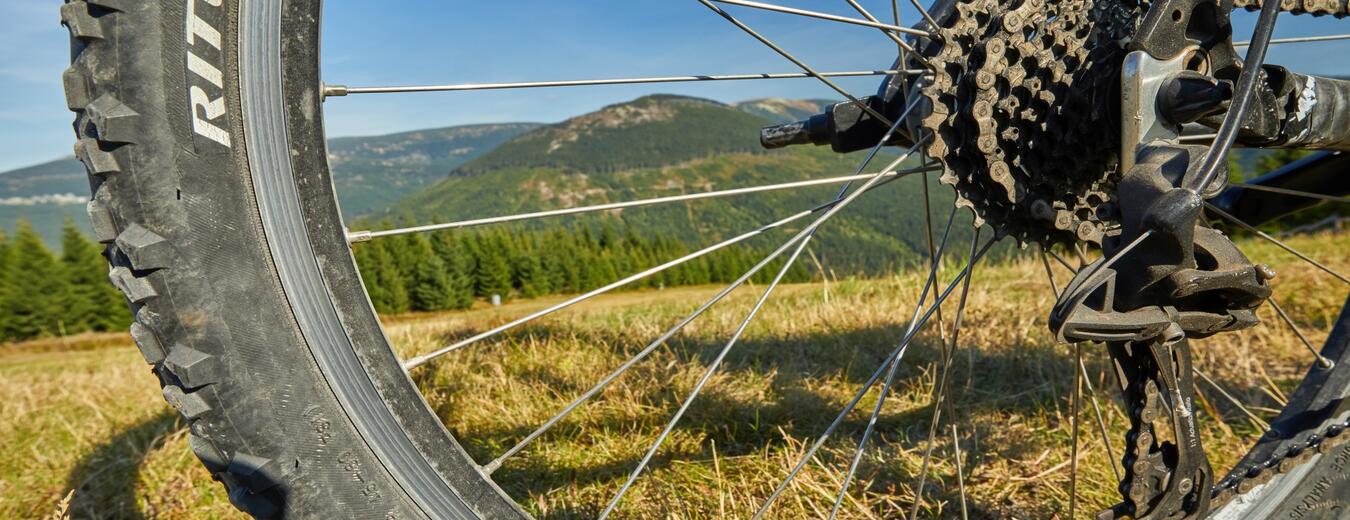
[411,315,1294,519]
[63,410,182,520]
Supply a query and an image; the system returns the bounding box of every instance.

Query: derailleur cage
[1048,147,1273,519]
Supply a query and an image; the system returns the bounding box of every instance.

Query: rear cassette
[914,0,1143,246]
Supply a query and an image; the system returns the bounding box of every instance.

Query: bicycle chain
[1104,339,1349,518]
[1104,339,1216,519]
[1232,0,1350,17]
[1209,415,1350,508]
[1120,379,1176,517]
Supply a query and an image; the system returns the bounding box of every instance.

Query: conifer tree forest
[0,219,129,343]
[0,217,812,343]
[351,218,812,314]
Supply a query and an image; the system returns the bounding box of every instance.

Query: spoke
[844,0,904,46]
[951,425,969,520]
[1069,342,1083,520]
[1064,231,1157,306]
[323,69,926,97]
[348,165,939,242]
[891,0,906,59]
[697,0,895,126]
[1074,242,1091,268]
[1230,182,1350,204]
[1236,33,1350,47]
[483,230,807,474]
[829,215,969,520]
[599,107,924,517]
[405,96,927,370]
[403,210,805,369]
[842,0,931,65]
[909,227,982,519]
[1047,248,1078,274]
[1267,297,1335,369]
[1041,248,1062,299]
[752,237,998,519]
[917,140,948,345]
[1194,366,1270,430]
[598,231,815,519]
[480,184,870,473]
[1041,248,1122,481]
[1080,358,1123,482]
[909,0,940,30]
[1107,232,1154,270]
[1206,203,1350,285]
[710,0,931,38]
[1179,133,1217,142]
[402,160,921,370]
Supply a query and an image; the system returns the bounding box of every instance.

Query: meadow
[2,231,1346,519]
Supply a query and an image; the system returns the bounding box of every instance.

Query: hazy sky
[2,0,1349,171]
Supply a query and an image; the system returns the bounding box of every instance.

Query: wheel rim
[239,0,526,516]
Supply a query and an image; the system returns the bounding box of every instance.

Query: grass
[2,231,1347,519]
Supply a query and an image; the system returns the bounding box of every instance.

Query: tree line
[0,215,815,343]
[352,219,812,314]
[0,220,129,343]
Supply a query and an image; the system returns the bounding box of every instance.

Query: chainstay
[1208,414,1350,509]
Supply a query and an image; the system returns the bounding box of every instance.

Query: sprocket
[913,0,1143,246]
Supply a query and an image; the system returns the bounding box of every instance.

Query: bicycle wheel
[60,0,1350,517]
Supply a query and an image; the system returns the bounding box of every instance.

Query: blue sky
[2,0,1349,172]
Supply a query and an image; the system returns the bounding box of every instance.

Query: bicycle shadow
[411,314,1295,519]
[62,409,183,520]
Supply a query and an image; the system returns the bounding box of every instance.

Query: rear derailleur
[1053,131,1288,520]
[1049,144,1274,519]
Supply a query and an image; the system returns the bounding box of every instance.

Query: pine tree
[599,220,620,250]
[408,234,456,312]
[2,221,71,340]
[431,232,474,309]
[475,234,513,300]
[513,253,551,298]
[584,253,618,291]
[354,241,410,314]
[60,220,128,332]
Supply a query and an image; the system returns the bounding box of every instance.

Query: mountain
[378,94,973,274]
[0,156,90,198]
[0,157,90,246]
[0,123,539,246]
[734,98,833,123]
[327,123,541,216]
[458,95,771,175]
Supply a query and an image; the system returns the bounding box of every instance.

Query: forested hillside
[347,94,986,313]
[376,94,973,272]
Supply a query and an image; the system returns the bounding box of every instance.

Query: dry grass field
[2,231,1346,519]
